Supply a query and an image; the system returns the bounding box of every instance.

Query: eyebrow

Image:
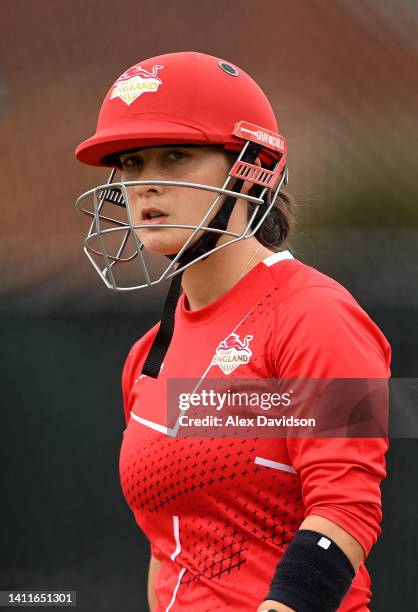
[122,144,201,155]
[102,144,216,166]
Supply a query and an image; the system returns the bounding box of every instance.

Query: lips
[141,206,169,225]
[141,206,166,220]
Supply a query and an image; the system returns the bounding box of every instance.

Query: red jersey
[119,251,391,611]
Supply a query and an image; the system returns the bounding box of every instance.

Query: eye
[167,150,188,161]
[120,155,142,168]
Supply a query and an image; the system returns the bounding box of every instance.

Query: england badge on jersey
[211,332,253,374]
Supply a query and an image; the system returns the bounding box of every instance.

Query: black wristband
[265,529,355,612]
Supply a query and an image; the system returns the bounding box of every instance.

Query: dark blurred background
[0,0,417,610]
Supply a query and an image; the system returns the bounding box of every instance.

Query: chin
[136,229,201,258]
[138,237,176,256]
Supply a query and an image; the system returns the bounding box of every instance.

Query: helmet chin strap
[141,144,262,378]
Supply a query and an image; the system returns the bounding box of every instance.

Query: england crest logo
[211,332,254,375]
[110,64,164,106]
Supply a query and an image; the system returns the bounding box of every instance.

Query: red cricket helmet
[75,52,289,377]
[75,51,281,168]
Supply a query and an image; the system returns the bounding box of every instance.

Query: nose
[123,163,165,199]
[132,183,164,198]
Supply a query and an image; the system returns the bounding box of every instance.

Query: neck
[181,238,274,311]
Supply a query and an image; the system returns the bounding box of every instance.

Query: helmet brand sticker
[233,121,286,154]
[218,61,239,77]
[211,333,253,374]
[110,64,164,106]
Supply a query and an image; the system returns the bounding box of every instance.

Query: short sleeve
[120,324,161,428]
[121,346,136,427]
[274,285,391,380]
[273,285,391,556]
[150,541,163,560]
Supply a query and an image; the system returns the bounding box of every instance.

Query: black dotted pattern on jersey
[120,434,304,583]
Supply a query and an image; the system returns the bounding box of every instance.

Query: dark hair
[248,186,296,251]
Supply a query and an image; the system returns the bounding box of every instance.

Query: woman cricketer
[75,51,391,611]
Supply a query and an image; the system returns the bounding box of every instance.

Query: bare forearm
[148,554,160,611]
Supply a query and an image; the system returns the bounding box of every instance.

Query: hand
[257,600,295,612]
